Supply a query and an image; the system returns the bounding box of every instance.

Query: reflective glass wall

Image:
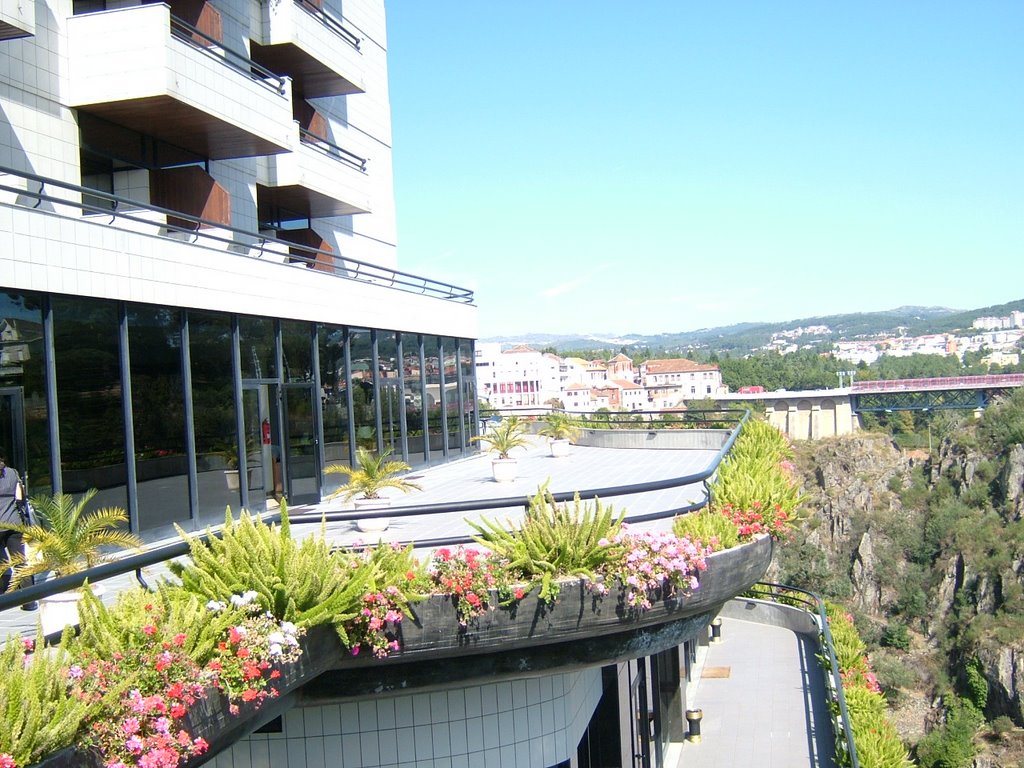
[0,288,477,536]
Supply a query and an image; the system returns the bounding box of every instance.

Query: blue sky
[385,3,1023,340]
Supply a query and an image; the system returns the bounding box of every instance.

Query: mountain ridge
[483,299,1024,355]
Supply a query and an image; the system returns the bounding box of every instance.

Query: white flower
[206,600,227,613]
[268,643,283,656]
[267,632,286,646]
[280,621,297,635]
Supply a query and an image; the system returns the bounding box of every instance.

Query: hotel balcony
[67,3,294,160]
[251,0,364,98]
[256,125,372,219]
[0,0,33,40]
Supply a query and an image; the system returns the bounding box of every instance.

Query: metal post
[686,709,703,743]
[710,617,723,643]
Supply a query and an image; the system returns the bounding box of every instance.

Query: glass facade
[0,289,476,537]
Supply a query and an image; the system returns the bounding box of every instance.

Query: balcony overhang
[257,136,371,219]
[68,4,294,160]
[252,0,364,98]
[0,0,34,39]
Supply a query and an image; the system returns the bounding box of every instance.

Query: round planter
[549,439,571,458]
[491,457,518,482]
[353,498,390,532]
[39,584,105,636]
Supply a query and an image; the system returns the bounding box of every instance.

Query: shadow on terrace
[0,410,850,768]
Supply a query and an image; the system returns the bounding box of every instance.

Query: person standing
[0,453,37,608]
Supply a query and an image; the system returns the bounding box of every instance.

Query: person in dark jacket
[0,453,37,608]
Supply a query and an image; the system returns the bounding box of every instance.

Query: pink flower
[121,717,140,736]
[0,753,16,768]
[124,735,144,754]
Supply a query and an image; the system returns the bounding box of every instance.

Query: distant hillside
[483,299,1024,357]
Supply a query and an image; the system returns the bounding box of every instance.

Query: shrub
[962,657,988,712]
[469,484,624,604]
[672,507,739,551]
[880,622,911,651]
[597,527,709,613]
[171,507,375,647]
[0,635,92,767]
[915,696,982,768]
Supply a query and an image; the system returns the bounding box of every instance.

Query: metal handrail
[0,165,474,304]
[0,413,748,613]
[293,0,360,49]
[298,128,367,171]
[743,582,861,768]
[168,14,287,95]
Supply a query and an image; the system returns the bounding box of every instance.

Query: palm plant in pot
[0,488,142,634]
[325,447,422,532]
[472,415,531,482]
[538,412,580,458]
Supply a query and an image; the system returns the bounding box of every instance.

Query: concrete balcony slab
[67,4,294,159]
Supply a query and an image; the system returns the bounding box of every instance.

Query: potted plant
[325,447,422,532]
[0,488,142,634]
[472,415,531,482]
[217,444,243,490]
[538,412,580,458]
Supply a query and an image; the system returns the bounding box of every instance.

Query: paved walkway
[681,616,837,768]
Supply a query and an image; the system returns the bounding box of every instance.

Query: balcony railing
[0,165,474,304]
[169,13,287,96]
[294,0,360,49]
[0,411,749,613]
[298,127,367,171]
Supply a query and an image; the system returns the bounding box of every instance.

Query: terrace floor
[682,614,838,768]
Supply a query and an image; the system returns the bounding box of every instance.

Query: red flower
[241,689,259,702]
[142,625,157,636]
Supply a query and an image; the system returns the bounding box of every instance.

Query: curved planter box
[28,536,772,767]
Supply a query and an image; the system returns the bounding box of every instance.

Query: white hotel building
[1,0,478,529]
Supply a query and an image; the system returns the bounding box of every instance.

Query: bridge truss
[852,387,1015,413]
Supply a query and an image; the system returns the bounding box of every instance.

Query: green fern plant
[73,584,240,667]
[468,483,624,604]
[169,505,374,646]
[0,631,93,765]
[0,489,142,586]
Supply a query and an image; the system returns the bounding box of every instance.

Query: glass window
[442,337,461,455]
[239,315,276,380]
[460,339,475,443]
[52,296,128,512]
[376,331,403,458]
[0,290,51,495]
[128,305,189,532]
[404,335,429,467]
[349,328,376,453]
[188,310,240,523]
[281,320,313,384]
[423,336,444,460]
[318,324,350,495]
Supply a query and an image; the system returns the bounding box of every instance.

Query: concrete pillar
[810,404,822,440]
[787,404,798,440]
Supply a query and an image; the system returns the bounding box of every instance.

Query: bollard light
[710,617,723,643]
[685,709,703,743]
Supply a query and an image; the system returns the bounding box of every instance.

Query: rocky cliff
[783,428,1024,732]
